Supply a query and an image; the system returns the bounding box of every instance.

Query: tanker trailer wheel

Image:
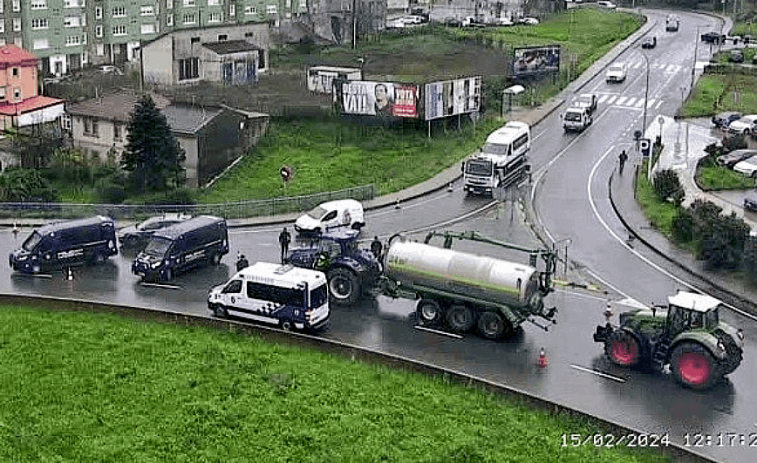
[327,268,360,306]
[605,330,642,367]
[416,299,442,326]
[446,304,475,333]
[477,312,513,340]
[670,342,722,390]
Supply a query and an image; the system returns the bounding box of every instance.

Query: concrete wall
[142,35,174,86]
[178,134,199,188]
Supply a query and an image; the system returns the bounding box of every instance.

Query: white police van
[208,262,330,331]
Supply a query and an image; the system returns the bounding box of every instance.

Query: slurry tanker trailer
[380,231,558,340]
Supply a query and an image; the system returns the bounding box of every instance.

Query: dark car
[701,31,726,44]
[716,149,757,168]
[641,37,657,49]
[729,49,745,63]
[713,111,743,129]
[118,213,192,249]
[744,191,757,212]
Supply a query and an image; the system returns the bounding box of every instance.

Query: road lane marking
[414,325,464,339]
[616,96,627,106]
[13,273,53,279]
[140,282,182,289]
[570,364,626,383]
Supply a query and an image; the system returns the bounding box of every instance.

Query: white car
[295,199,365,234]
[386,18,407,29]
[727,115,757,136]
[734,155,757,177]
[519,17,539,25]
[597,1,617,8]
[605,63,627,83]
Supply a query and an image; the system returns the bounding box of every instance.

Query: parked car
[294,199,365,234]
[716,149,757,168]
[727,115,757,136]
[99,65,123,75]
[519,17,539,25]
[605,63,627,83]
[729,49,745,63]
[744,191,757,212]
[118,213,192,249]
[641,37,657,49]
[712,111,743,129]
[733,155,757,177]
[443,17,462,27]
[597,1,617,8]
[701,31,726,44]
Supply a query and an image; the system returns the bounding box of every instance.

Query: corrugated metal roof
[161,104,223,135]
[202,40,260,55]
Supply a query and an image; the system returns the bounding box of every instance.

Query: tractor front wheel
[327,268,360,306]
[670,342,722,390]
[606,330,642,367]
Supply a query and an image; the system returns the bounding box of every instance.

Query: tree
[121,95,186,194]
[653,169,684,205]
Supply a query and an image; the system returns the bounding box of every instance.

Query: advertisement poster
[340,81,418,117]
[424,77,481,121]
[512,45,561,77]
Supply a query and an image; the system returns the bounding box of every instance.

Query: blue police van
[132,215,229,282]
[9,216,118,274]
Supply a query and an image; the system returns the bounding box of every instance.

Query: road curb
[0,292,719,463]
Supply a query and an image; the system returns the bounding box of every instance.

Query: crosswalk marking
[598,94,610,104]
[616,96,627,105]
[634,98,644,108]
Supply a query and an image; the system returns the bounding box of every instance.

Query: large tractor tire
[327,268,360,306]
[446,304,475,333]
[605,330,642,367]
[416,299,443,326]
[670,342,722,390]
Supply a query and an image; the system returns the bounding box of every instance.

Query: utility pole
[352,0,357,49]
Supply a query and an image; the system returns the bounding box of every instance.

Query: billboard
[339,81,419,118]
[512,45,560,77]
[424,76,481,121]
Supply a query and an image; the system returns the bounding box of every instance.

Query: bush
[672,208,695,243]
[95,170,129,204]
[123,187,198,205]
[0,168,58,202]
[653,169,684,205]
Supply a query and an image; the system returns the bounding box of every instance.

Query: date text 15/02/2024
[561,433,757,448]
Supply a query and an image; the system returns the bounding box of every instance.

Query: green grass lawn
[0,305,671,463]
[635,162,679,237]
[684,73,757,117]
[697,165,756,190]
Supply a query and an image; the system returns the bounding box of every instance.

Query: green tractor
[593,291,744,390]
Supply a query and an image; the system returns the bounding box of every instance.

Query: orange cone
[537,347,548,368]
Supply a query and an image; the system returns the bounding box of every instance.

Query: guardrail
[0,293,718,463]
[0,184,376,221]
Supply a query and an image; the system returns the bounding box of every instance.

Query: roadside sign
[640,138,651,157]
[280,166,293,182]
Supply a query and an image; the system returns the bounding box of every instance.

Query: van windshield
[310,283,328,309]
[143,236,172,257]
[565,111,582,122]
[22,231,43,252]
[482,143,510,156]
[466,159,492,175]
[306,206,327,220]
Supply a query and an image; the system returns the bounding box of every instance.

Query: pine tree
[121,95,186,193]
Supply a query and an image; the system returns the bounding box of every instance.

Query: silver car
[733,155,757,177]
[118,213,192,249]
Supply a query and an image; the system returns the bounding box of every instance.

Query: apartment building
[0,0,307,76]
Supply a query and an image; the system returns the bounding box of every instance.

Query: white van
[294,199,365,234]
[481,121,531,157]
[208,262,330,331]
[463,121,531,195]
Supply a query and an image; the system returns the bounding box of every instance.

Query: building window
[33,38,50,49]
[95,6,102,19]
[96,25,103,37]
[208,0,220,5]
[0,3,3,14]
[32,19,50,30]
[114,124,122,141]
[218,34,228,41]
[178,57,199,81]
[66,36,81,46]
[190,37,200,44]
[244,6,257,14]
[83,117,99,137]
[141,24,156,34]
[141,6,155,16]
[258,50,265,69]
[299,0,306,9]
[183,0,196,6]
[113,25,127,36]
[183,13,196,24]
[61,115,72,131]
[0,89,5,101]
[208,12,221,23]
[96,43,105,56]
[81,51,88,64]
[31,0,48,9]
[0,23,4,34]
[112,7,126,17]
[167,15,174,26]
[12,0,20,12]
[14,88,21,100]
[230,4,235,16]
[13,37,22,47]
[13,19,21,32]
[64,0,84,7]
[64,17,81,28]
[167,0,173,9]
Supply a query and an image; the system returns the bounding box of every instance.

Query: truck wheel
[210,253,221,266]
[477,312,506,340]
[606,330,641,367]
[446,304,475,333]
[280,320,293,331]
[351,222,363,230]
[670,342,721,390]
[213,304,229,318]
[416,299,442,325]
[327,268,360,306]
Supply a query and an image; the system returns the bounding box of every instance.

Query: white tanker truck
[380,231,558,340]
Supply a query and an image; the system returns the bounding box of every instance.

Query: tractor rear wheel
[446,304,475,333]
[605,330,642,367]
[327,268,360,306]
[416,299,442,326]
[670,342,722,390]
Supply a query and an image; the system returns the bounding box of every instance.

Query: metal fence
[0,185,376,221]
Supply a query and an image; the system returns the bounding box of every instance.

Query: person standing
[236,252,249,272]
[370,236,383,260]
[279,227,291,263]
[618,150,628,175]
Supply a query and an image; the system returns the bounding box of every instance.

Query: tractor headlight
[737,329,744,341]
[151,261,162,269]
[717,340,726,353]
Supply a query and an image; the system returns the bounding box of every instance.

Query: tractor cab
[665,292,720,337]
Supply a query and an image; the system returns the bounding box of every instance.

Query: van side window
[247,281,304,306]
[323,210,337,221]
[222,280,243,293]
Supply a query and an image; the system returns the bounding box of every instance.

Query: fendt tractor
[594,291,744,390]
[380,231,558,340]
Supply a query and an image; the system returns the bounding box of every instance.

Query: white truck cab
[295,199,365,234]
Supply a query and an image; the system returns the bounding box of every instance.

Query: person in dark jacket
[370,236,383,260]
[279,227,291,263]
[236,252,249,271]
[618,150,628,175]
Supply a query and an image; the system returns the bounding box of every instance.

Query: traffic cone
[537,347,548,368]
[66,267,74,281]
[394,199,401,210]
[447,182,454,192]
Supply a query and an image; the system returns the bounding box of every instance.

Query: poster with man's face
[340,81,418,117]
